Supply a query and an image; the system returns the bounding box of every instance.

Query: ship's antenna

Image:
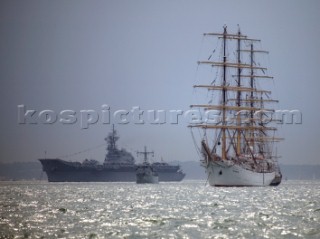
[137,146,154,163]
[112,124,115,149]
[107,124,118,150]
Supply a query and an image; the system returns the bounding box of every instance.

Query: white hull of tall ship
[204,161,275,187]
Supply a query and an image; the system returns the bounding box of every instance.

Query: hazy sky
[1,0,319,165]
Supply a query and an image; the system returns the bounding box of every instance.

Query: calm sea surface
[0,180,319,239]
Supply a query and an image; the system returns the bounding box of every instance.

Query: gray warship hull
[39,159,185,182]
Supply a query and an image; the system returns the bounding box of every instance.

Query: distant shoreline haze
[0,161,319,181]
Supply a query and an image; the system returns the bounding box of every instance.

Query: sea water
[0,180,319,239]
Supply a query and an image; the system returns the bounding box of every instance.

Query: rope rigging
[190,128,202,158]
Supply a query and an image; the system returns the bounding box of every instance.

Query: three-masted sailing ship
[190,26,283,186]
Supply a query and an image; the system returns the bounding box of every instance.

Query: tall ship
[39,126,185,182]
[190,26,283,186]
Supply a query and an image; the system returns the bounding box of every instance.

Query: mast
[236,27,242,155]
[258,95,265,155]
[249,43,255,152]
[221,26,227,160]
[105,124,119,152]
[137,146,154,163]
[112,125,116,149]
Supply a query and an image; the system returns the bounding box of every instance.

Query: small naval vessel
[136,146,159,184]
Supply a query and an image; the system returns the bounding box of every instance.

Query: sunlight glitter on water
[0,180,320,238]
